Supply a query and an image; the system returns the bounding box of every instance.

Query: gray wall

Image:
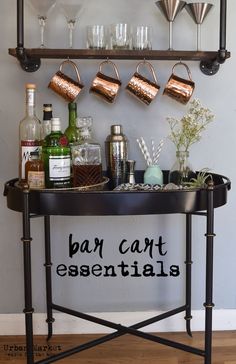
[0,0,235,315]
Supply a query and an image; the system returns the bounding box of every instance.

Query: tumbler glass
[110,23,131,50]
[87,25,107,49]
[132,25,152,50]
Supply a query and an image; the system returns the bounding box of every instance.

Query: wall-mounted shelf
[9,48,230,62]
[11,0,230,75]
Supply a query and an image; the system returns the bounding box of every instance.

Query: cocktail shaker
[105,125,128,188]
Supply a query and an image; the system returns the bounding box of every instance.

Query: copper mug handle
[136,60,159,85]
[163,61,195,104]
[90,60,121,103]
[48,59,84,102]
[99,59,121,81]
[126,60,160,105]
[171,61,193,81]
[59,59,82,84]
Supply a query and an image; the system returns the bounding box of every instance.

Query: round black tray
[4,171,231,216]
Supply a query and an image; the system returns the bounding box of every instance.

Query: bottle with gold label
[25,151,45,189]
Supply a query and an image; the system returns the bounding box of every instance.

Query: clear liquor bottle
[19,83,42,183]
[42,117,71,189]
[71,117,102,187]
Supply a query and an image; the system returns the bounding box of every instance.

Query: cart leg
[22,189,34,364]
[204,181,215,364]
[44,215,55,341]
[185,213,193,337]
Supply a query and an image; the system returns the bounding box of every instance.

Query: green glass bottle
[42,103,53,139]
[42,117,71,189]
[64,102,80,146]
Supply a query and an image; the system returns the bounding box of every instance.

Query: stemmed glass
[185,3,213,51]
[155,0,186,50]
[58,0,84,48]
[28,0,56,48]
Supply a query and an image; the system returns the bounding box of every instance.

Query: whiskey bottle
[19,83,42,182]
[25,151,45,189]
[71,117,102,187]
[42,117,71,188]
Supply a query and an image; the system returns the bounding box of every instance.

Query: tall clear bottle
[42,117,71,189]
[42,103,53,139]
[64,102,80,146]
[19,83,42,183]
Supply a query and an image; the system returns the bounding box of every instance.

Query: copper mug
[126,61,160,105]
[48,60,84,102]
[163,62,195,105]
[90,60,121,103]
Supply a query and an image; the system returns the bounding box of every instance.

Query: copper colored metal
[48,60,84,102]
[90,60,121,103]
[126,61,160,105]
[163,62,195,104]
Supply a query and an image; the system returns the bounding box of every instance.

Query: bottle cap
[43,103,52,111]
[26,83,36,89]
[76,116,93,129]
[111,125,122,135]
[51,117,61,131]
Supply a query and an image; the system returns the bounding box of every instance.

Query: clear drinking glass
[110,23,131,50]
[58,0,84,48]
[87,25,107,49]
[132,25,152,50]
[28,0,56,48]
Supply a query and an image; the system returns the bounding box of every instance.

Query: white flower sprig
[167,99,215,152]
[137,137,164,166]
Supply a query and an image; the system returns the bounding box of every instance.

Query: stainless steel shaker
[105,125,128,188]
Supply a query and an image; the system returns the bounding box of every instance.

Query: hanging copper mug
[126,61,160,105]
[163,62,195,104]
[90,60,122,103]
[48,60,84,102]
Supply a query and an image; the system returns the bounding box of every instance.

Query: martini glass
[185,3,213,51]
[28,0,56,48]
[58,0,84,48]
[155,0,186,50]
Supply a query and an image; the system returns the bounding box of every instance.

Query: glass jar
[169,150,196,186]
[71,117,102,187]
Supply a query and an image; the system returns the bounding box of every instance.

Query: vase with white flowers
[167,99,215,186]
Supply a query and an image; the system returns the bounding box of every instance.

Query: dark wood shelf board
[8,48,231,61]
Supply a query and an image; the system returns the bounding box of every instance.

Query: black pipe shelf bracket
[12,0,230,75]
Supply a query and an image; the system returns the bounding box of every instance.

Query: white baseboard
[1,309,236,336]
